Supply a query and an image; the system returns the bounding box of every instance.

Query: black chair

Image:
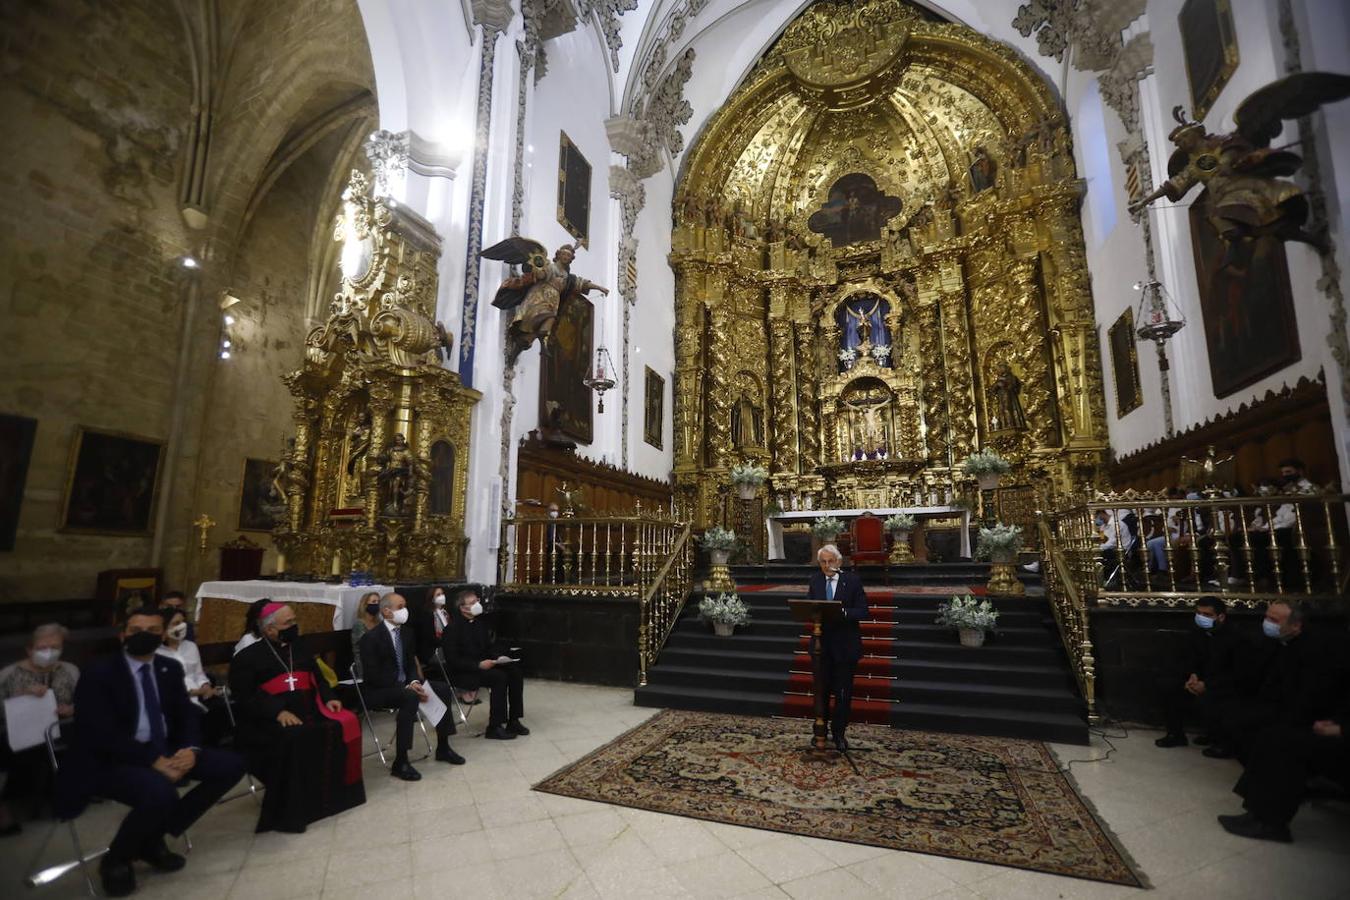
[343,663,433,765]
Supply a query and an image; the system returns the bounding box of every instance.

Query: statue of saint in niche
[969,146,997,193]
[376,433,422,516]
[807,173,903,247]
[990,363,1028,431]
[730,392,764,448]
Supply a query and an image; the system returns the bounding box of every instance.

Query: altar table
[193,580,394,643]
[766,506,972,561]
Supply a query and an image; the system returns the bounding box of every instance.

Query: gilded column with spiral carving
[940,290,977,461]
[768,317,798,475]
[793,322,820,472]
[673,288,704,472]
[707,303,734,471]
[1007,261,1060,449]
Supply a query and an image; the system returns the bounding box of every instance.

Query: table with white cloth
[766,506,972,561]
[193,580,394,643]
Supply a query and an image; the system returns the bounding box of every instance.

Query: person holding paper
[443,589,529,741]
[807,544,870,751]
[58,608,246,897]
[357,593,464,780]
[0,623,79,835]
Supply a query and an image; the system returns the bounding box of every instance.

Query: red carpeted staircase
[634,562,1088,745]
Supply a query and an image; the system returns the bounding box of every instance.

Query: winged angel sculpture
[483,237,609,363]
[1131,72,1350,265]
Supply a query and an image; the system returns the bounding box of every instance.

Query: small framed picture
[644,367,665,450]
[61,427,165,535]
[557,131,591,247]
[238,457,284,532]
[1179,0,1239,120]
[1108,309,1143,419]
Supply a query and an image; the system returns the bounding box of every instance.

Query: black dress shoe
[435,746,466,765]
[1154,733,1189,748]
[833,735,849,751]
[1203,745,1235,759]
[139,837,187,871]
[483,724,517,740]
[1218,812,1292,843]
[390,760,423,781]
[507,719,530,736]
[1193,734,1215,746]
[100,859,136,898]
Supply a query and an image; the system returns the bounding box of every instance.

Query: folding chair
[345,664,433,765]
[432,649,476,731]
[218,685,263,806]
[24,721,103,895]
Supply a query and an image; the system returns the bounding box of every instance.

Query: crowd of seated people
[1154,596,1349,843]
[0,586,530,895]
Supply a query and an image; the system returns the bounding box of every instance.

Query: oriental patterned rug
[534,710,1142,887]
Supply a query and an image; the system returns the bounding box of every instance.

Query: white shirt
[157,642,209,709]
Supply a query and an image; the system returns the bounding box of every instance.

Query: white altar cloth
[194,580,394,631]
[766,506,972,561]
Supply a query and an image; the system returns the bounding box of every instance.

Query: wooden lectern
[787,598,844,751]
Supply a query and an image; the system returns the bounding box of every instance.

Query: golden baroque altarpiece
[670,0,1109,527]
[272,170,480,581]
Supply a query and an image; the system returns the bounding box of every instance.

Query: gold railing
[497,504,693,684]
[1050,491,1349,608]
[1036,516,1098,724]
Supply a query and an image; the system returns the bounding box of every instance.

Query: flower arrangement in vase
[811,515,844,540]
[974,523,1022,563]
[729,464,769,501]
[936,594,999,647]
[962,449,1012,490]
[699,527,736,565]
[699,592,751,636]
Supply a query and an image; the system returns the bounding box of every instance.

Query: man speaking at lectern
[808,544,870,749]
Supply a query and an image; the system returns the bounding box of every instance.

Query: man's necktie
[826,577,835,601]
[392,629,406,682]
[139,663,166,752]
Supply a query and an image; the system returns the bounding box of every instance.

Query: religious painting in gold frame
[237,457,282,532]
[557,132,591,247]
[1108,309,1143,419]
[539,293,594,443]
[644,367,664,450]
[60,426,165,535]
[1179,0,1239,120]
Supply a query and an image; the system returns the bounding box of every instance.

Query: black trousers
[478,666,525,728]
[1210,697,1283,761]
[819,649,858,738]
[99,747,246,862]
[1154,677,1227,736]
[362,681,457,756]
[1236,727,1349,827]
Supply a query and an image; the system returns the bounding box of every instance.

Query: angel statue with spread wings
[1131,72,1350,266]
[483,237,610,362]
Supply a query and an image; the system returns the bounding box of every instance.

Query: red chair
[850,512,888,568]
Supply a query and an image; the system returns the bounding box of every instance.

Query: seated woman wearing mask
[349,591,382,666]
[0,623,79,835]
[158,608,229,745]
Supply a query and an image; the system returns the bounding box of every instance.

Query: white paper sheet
[4,691,58,752]
[417,687,447,728]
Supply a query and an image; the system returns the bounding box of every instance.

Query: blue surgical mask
[1262,619,1283,639]
[1194,613,1215,630]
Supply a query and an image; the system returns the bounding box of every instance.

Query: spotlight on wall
[224,315,236,326]
[220,350,231,360]
[181,256,200,269]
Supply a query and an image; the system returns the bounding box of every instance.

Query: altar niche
[668,0,1110,530]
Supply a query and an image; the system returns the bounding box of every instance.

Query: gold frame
[644,366,665,450]
[60,425,166,536]
[557,131,591,247]
[236,457,280,533]
[1108,308,1144,418]
[1180,0,1239,121]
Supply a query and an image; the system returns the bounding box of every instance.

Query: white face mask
[468,601,484,618]
[168,623,189,641]
[548,510,559,518]
[390,607,409,625]
[32,647,61,667]
[433,593,446,606]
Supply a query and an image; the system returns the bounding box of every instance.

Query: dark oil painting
[644,367,664,450]
[238,457,282,532]
[540,293,594,443]
[61,427,165,535]
[0,413,37,551]
[807,173,903,247]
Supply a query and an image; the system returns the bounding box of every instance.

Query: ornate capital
[472,0,515,32]
[575,0,639,71]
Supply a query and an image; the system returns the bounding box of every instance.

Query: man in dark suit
[357,593,463,780]
[59,608,245,897]
[807,543,870,750]
[1154,596,1243,747]
[443,588,528,741]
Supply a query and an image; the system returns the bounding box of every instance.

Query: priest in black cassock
[228,602,365,832]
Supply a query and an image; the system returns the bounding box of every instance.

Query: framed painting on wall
[557,131,591,247]
[1108,308,1143,419]
[61,427,165,535]
[539,293,595,444]
[1179,0,1239,120]
[237,457,283,532]
[0,413,38,551]
[1190,190,1300,398]
[644,367,665,449]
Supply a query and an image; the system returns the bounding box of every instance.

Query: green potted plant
[699,526,737,566]
[730,464,769,501]
[936,593,999,647]
[884,513,916,563]
[974,523,1023,564]
[699,591,751,637]
[962,449,1012,491]
[883,513,915,535]
[811,515,845,541]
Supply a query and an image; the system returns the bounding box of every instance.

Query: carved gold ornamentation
[668,0,1109,527]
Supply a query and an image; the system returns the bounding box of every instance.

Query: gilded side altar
[670,0,1108,528]
[272,171,480,581]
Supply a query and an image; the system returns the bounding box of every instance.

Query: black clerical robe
[228,639,365,833]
